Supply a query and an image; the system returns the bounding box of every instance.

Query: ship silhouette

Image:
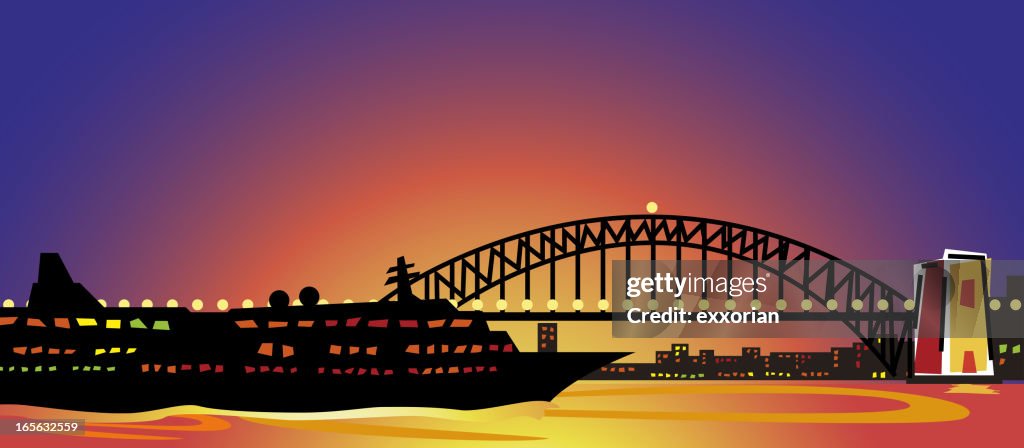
[0,254,627,413]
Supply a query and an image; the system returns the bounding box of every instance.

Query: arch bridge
[381,215,915,375]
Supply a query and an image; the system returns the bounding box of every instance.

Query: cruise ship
[0,254,627,413]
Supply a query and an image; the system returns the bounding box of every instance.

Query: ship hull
[0,352,626,413]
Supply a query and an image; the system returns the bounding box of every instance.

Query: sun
[646,201,659,213]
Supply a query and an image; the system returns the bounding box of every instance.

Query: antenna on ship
[385,256,421,303]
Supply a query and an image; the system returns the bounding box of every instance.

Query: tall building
[913,250,994,377]
[538,323,557,352]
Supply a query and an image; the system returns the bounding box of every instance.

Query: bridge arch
[382,215,913,374]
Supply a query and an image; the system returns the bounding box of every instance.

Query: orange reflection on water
[0,382,1006,447]
[548,383,969,423]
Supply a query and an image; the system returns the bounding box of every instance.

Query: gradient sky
[2,2,1023,305]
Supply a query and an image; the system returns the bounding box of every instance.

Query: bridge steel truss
[381,215,915,375]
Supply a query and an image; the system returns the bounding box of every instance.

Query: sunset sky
[2,4,1024,446]
[2,2,1022,306]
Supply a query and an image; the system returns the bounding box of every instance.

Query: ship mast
[385,256,421,302]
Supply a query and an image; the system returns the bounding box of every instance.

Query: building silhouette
[588,342,889,380]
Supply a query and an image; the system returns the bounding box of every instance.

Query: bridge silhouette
[382,215,915,375]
